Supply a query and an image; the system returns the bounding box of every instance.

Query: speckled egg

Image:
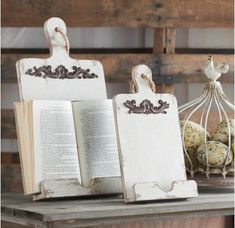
[212,119,234,143]
[180,120,210,151]
[197,141,233,168]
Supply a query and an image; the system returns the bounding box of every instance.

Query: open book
[14,99,121,195]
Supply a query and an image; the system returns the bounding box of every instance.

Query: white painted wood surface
[16,17,107,101]
[33,177,122,201]
[133,180,197,201]
[113,65,198,202]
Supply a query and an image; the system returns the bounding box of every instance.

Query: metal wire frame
[179,81,234,178]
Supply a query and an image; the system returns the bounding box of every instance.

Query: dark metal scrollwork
[124,99,169,114]
[25,65,98,79]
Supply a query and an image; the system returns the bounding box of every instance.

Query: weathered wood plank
[2,0,234,27]
[153,28,164,93]
[1,152,20,164]
[153,28,165,54]
[2,53,234,84]
[1,192,234,226]
[165,27,176,55]
[1,213,233,228]
[1,216,44,228]
[1,165,23,193]
[164,84,174,94]
[2,48,234,55]
[1,110,16,139]
[52,216,234,228]
[164,27,176,93]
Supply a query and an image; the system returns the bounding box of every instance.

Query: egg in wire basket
[178,56,234,184]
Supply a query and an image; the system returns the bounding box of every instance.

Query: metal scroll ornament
[124,99,169,114]
[179,56,234,180]
[25,65,98,79]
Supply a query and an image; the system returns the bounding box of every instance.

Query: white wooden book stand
[15,17,122,200]
[113,65,198,203]
[16,17,107,101]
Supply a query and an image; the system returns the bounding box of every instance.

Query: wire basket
[179,56,234,184]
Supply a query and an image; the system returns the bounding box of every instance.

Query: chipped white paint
[16,17,107,101]
[134,180,197,201]
[113,65,198,203]
[33,177,122,201]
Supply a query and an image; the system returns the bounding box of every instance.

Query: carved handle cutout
[131,65,155,94]
[44,17,69,54]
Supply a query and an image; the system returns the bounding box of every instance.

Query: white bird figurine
[204,56,229,82]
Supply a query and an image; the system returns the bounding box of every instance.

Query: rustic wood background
[1,0,234,227]
[1,0,234,193]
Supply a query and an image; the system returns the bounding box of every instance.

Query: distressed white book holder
[15,17,122,200]
[113,65,198,203]
[16,17,107,101]
[33,177,122,201]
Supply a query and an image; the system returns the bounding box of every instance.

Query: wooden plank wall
[2,0,233,27]
[1,0,234,194]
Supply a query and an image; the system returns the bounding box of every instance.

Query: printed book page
[72,100,121,187]
[33,100,81,192]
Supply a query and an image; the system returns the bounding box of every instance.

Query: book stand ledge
[33,177,122,201]
[133,180,197,201]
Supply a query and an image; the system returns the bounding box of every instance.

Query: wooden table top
[1,191,234,227]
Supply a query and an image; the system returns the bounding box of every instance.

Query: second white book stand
[113,65,198,203]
